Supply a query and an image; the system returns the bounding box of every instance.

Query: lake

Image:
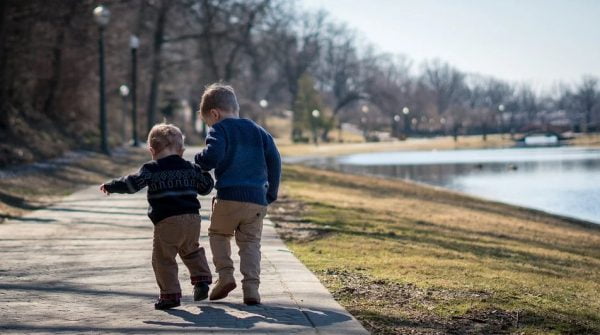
[300,146,600,224]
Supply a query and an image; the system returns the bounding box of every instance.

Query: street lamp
[402,107,410,136]
[259,99,268,127]
[130,35,139,146]
[361,105,369,114]
[311,109,320,145]
[497,104,506,138]
[93,5,110,154]
[119,85,129,141]
[393,114,401,138]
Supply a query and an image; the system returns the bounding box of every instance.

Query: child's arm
[101,166,150,195]
[194,164,214,196]
[263,133,281,204]
[194,125,225,171]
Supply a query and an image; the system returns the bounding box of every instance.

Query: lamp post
[259,99,268,127]
[402,107,410,136]
[311,109,320,145]
[361,105,369,141]
[130,35,139,146]
[119,85,129,141]
[93,5,110,155]
[393,114,401,138]
[498,104,506,138]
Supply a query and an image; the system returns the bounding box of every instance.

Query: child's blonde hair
[147,123,184,154]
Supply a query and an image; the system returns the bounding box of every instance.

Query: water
[307,147,600,224]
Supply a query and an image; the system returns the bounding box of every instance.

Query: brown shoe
[209,278,237,301]
[243,287,261,305]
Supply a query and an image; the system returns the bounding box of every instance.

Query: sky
[302,0,600,91]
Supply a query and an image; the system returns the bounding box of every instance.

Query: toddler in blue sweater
[195,83,281,305]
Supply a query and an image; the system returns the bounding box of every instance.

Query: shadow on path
[143,302,351,329]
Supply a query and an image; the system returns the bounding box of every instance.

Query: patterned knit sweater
[103,154,214,224]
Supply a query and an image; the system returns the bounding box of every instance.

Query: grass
[276,133,600,158]
[277,134,515,158]
[271,164,600,334]
[0,147,148,222]
[570,133,600,147]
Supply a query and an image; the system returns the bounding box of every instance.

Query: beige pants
[209,199,267,290]
[152,214,212,300]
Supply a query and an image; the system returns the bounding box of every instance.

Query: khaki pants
[152,214,212,300]
[209,199,267,291]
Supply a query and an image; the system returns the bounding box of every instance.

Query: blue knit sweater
[194,118,281,206]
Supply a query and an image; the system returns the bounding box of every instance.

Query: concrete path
[0,157,368,334]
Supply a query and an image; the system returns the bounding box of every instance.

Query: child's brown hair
[199,83,239,116]
[147,123,184,154]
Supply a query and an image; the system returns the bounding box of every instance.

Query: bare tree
[421,60,465,140]
[572,76,599,132]
[421,60,465,115]
[314,22,364,141]
[267,8,326,139]
[515,85,539,130]
[364,55,413,139]
[0,0,9,132]
[146,0,173,134]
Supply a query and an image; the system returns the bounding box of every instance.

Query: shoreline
[285,162,600,230]
[277,133,600,158]
[280,141,600,228]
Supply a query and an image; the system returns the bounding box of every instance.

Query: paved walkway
[0,159,368,334]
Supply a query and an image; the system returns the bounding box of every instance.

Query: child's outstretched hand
[100,184,110,196]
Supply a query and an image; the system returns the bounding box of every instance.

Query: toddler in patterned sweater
[101,123,214,310]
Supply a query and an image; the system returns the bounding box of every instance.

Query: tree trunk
[43,2,78,122]
[586,107,592,133]
[147,0,169,134]
[199,0,221,82]
[0,0,8,129]
[482,121,487,141]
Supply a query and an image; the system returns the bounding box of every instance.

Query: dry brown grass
[277,134,514,157]
[570,133,600,147]
[276,133,600,158]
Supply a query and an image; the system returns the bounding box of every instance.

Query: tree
[515,85,539,130]
[421,60,465,115]
[421,59,465,141]
[146,0,172,134]
[268,8,326,122]
[314,22,363,141]
[572,76,599,132]
[485,78,514,136]
[292,73,325,143]
[364,55,413,139]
